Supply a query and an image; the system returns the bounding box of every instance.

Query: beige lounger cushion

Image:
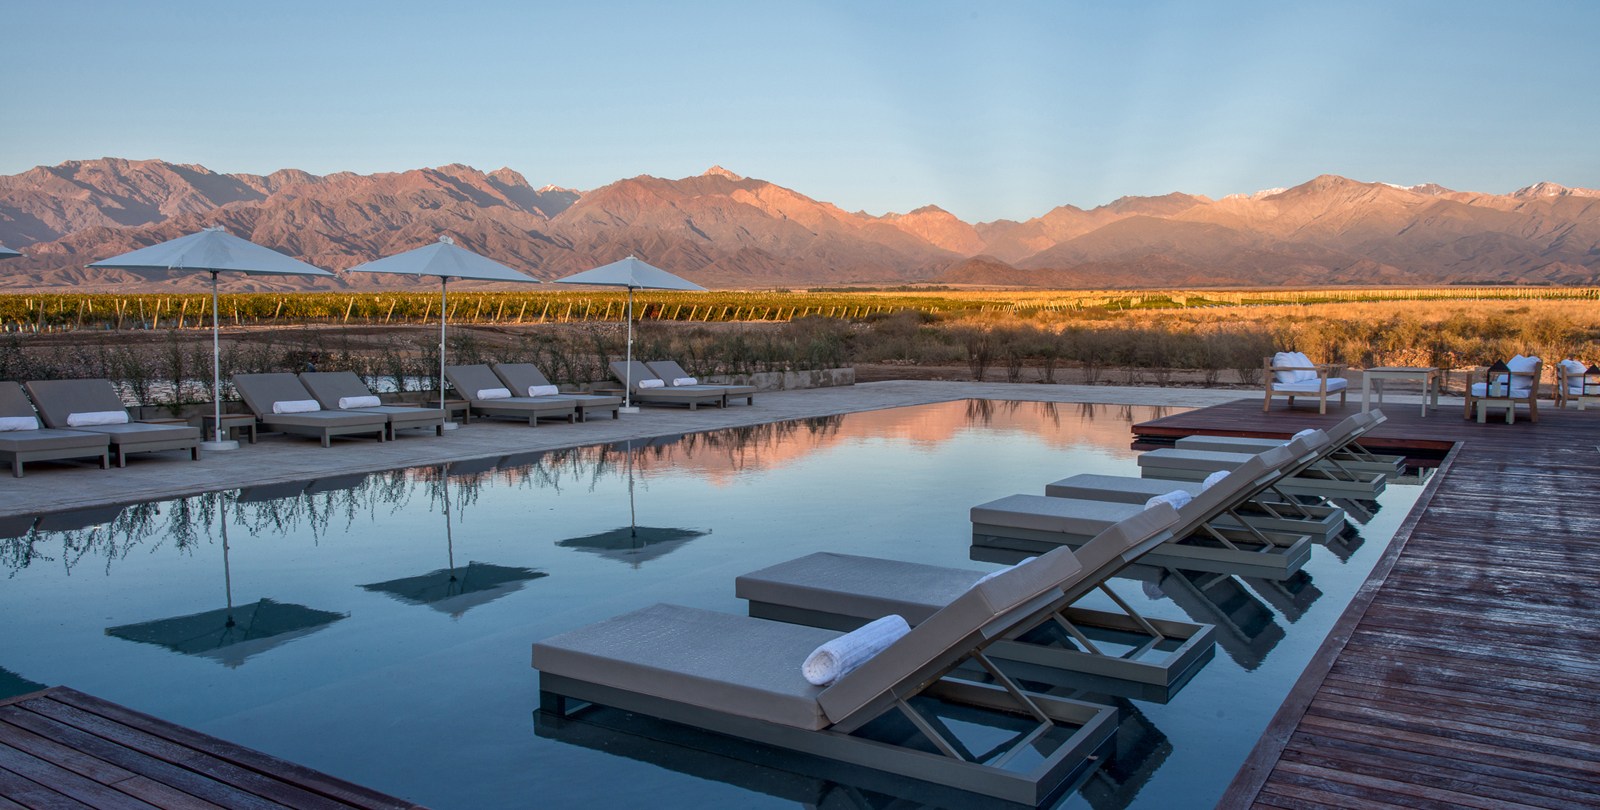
[1137,448,1251,473]
[534,603,836,729]
[1047,474,1202,502]
[739,552,982,625]
[972,494,1137,536]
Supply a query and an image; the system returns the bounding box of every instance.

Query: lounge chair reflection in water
[533,504,1180,805]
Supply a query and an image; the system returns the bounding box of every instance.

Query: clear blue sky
[3,0,1596,222]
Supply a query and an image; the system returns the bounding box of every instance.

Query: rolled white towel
[1292,429,1317,440]
[1201,470,1230,490]
[672,376,698,386]
[637,379,665,389]
[526,385,560,397]
[67,410,131,426]
[1145,489,1194,511]
[0,416,39,432]
[802,614,911,687]
[476,387,512,400]
[272,399,321,415]
[338,395,381,409]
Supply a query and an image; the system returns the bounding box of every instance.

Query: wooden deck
[1132,400,1600,809]
[0,687,424,809]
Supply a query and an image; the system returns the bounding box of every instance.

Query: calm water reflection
[0,400,1418,809]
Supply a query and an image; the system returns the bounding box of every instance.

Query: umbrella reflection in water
[105,490,346,668]
[555,437,708,567]
[361,461,545,617]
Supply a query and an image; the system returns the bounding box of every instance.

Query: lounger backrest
[819,504,1179,725]
[1171,454,1271,536]
[299,371,373,408]
[0,382,37,420]
[609,361,661,391]
[24,379,128,428]
[646,360,691,381]
[443,365,503,401]
[491,363,552,393]
[233,373,316,417]
[1059,502,1183,598]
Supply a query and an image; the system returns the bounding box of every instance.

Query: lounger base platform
[737,552,1216,703]
[0,430,111,477]
[342,405,445,439]
[1044,474,1347,542]
[1137,449,1385,500]
[1173,435,1404,480]
[469,401,579,425]
[971,495,1312,581]
[259,415,388,447]
[535,604,1117,806]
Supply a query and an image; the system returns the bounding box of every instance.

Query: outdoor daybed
[444,365,584,425]
[971,449,1315,580]
[738,499,1213,702]
[490,363,622,422]
[609,361,727,410]
[25,379,200,467]
[233,373,388,447]
[0,381,109,477]
[645,360,756,406]
[535,505,1180,805]
[299,371,447,439]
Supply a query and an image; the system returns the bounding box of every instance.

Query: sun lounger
[1171,411,1401,481]
[490,363,622,421]
[972,453,1314,580]
[232,373,388,447]
[24,379,200,467]
[299,371,446,439]
[738,506,1213,702]
[1137,434,1386,500]
[1048,432,1348,541]
[609,361,727,410]
[535,506,1182,804]
[444,365,583,425]
[0,381,110,477]
[645,360,756,406]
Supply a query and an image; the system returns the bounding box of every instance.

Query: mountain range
[1,157,1597,291]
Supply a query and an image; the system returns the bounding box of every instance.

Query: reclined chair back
[0,382,40,421]
[24,379,129,428]
[299,371,377,407]
[493,363,555,393]
[443,365,506,402]
[609,360,663,392]
[233,373,317,417]
[819,503,1180,727]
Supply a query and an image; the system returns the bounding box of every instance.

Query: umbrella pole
[438,277,457,430]
[202,271,239,451]
[622,286,637,412]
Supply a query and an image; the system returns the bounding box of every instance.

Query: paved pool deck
[1,381,1269,519]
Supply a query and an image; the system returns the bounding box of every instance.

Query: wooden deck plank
[0,689,424,809]
[1146,400,1600,809]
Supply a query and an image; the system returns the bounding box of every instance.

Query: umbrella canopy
[553,257,705,409]
[88,228,334,449]
[361,562,546,617]
[553,256,706,292]
[0,244,21,260]
[345,237,539,418]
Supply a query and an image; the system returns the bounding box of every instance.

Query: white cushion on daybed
[1470,382,1532,398]
[67,410,131,426]
[1273,378,1348,394]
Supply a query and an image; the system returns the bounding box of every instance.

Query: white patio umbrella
[343,236,540,427]
[0,244,21,259]
[89,227,334,451]
[552,256,705,412]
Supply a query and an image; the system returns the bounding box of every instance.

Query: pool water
[0,400,1420,808]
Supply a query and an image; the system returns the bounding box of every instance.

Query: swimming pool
[0,400,1420,808]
